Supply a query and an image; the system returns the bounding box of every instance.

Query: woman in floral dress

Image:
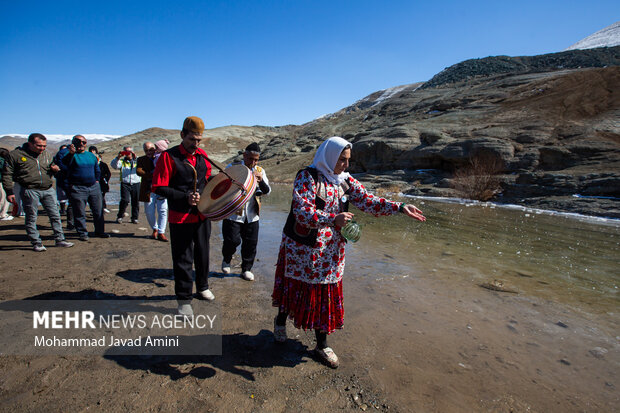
[272,136,426,368]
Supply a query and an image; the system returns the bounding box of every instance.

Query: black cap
[245,142,260,153]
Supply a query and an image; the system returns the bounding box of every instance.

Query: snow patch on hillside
[565,21,620,51]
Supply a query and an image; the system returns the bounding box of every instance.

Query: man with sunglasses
[2,133,74,251]
[61,135,108,241]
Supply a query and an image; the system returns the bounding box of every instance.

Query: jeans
[118,182,140,220]
[13,182,24,216]
[69,183,104,236]
[144,193,168,234]
[0,183,10,218]
[20,186,66,245]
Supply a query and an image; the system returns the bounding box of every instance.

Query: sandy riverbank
[0,205,617,412]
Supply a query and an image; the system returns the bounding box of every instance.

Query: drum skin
[198,164,257,221]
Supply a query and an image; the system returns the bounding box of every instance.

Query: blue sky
[0,1,617,135]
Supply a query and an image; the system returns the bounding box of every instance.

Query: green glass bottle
[341,220,361,243]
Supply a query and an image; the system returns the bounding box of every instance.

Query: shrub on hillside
[452,154,504,201]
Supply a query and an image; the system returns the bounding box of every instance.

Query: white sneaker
[33,244,47,252]
[241,271,254,281]
[221,260,231,274]
[177,303,194,316]
[198,289,215,301]
[1,215,14,221]
[103,208,111,214]
[55,240,74,248]
[314,346,339,368]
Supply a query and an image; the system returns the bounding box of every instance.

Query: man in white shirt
[221,143,271,281]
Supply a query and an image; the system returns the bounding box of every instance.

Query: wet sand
[0,203,618,412]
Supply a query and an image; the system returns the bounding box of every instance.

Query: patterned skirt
[271,245,344,334]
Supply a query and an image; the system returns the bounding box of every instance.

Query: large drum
[198,164,257,221]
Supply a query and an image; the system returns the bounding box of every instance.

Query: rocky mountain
[94,125,283,164]
[96,46,619,218]
[256,46,620,218]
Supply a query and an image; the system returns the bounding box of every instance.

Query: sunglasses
[74,140,87,145]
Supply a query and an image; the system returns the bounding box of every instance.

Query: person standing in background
[137,141,168,241]
[89,146,111,214]
[221,142,271,281]
[3,133,74,250]
[62,135,108,241]
[54,145,75,229]
[0,148,14,220]
[111,146,140,224]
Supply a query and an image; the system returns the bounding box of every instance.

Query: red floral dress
[272,169,402,333]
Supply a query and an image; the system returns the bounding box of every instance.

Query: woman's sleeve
[348,176,402,217]
[291,170,336,228]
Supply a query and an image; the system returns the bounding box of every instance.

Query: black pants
[170,219,211,301]
[222,219,259,272]
[118,182,140,220]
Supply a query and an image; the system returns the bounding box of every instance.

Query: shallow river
[257,184,619,317]
[107,181,619,316]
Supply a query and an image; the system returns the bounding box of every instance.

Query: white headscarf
[309,136,352,185]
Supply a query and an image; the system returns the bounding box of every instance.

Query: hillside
[256,47,620,218]
[95,125,284,164]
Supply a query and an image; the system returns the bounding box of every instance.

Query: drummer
[151,116,215,316]
[221,143,271,281]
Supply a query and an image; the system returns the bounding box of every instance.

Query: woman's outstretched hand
[335,212,355,228]
[403,204,426,222]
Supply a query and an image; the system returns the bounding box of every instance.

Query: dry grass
[375,184,403,197]
[452,154,503,201]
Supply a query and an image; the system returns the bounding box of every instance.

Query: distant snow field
[0,133,120,143]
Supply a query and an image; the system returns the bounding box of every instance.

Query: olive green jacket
[2,144,56,196]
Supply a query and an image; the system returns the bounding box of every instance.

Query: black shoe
[131,219,138,224]
[95,232,110,238]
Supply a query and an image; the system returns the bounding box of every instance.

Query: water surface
[261,184,620,316]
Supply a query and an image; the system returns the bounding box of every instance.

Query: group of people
[0,116,426,369]
[0,133,115,248]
